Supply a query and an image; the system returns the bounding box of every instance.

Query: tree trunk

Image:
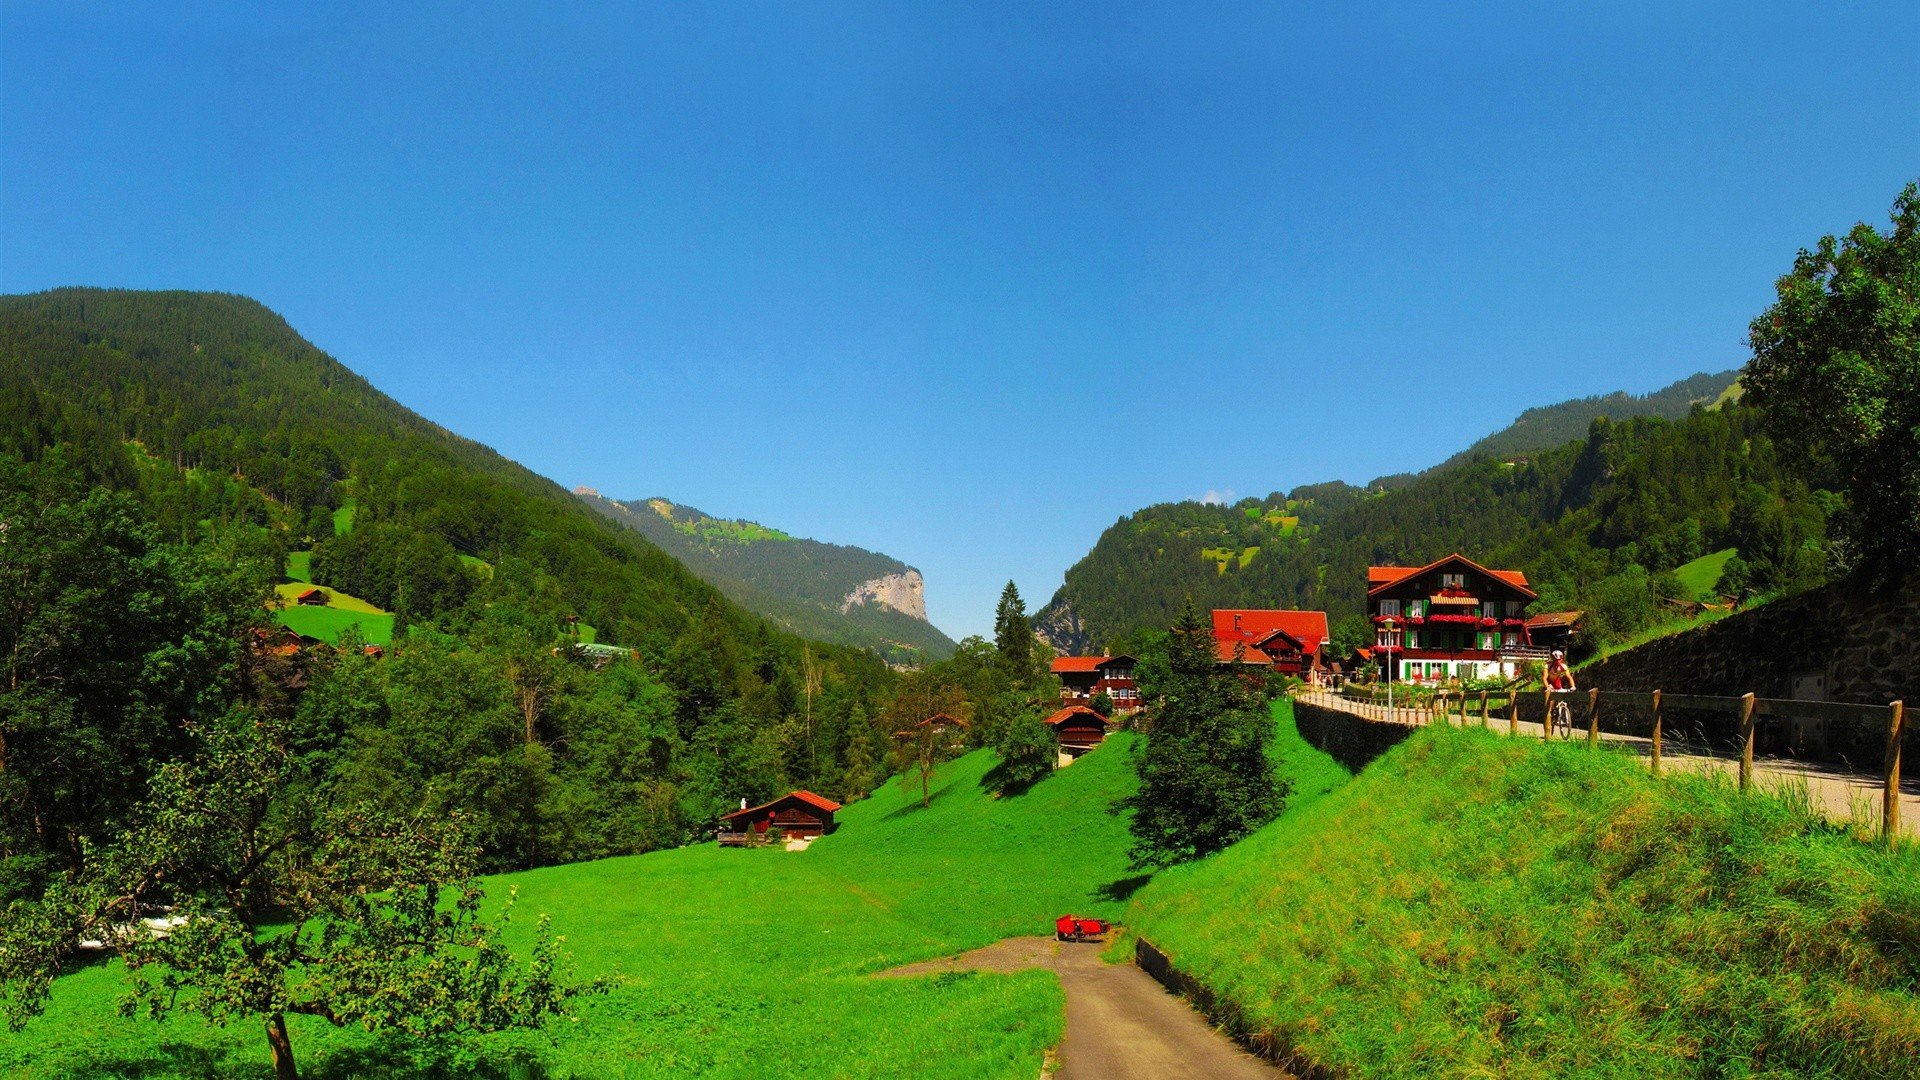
[265,1013,300,1080]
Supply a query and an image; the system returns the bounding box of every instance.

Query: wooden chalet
[1368,554,1542,682]
[1211,609,1332,684]
[1524,610,1582,654]
[719,790,842,843]
[1043,705,1113,757]
[294,587,329,606]
[1050,655,1140,712]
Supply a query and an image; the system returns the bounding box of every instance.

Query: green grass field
[285,550,313,583]
[332,502,356,536]
[1673,547,1738,600]
[274,605,395,647]
[1128,723,1920,1079]
[2,706,1346,1078]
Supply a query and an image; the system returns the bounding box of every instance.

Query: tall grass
[1129,724,1920,1078]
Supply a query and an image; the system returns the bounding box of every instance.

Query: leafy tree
[891,710,967,809]
[1329,613,1373,659]
[1117,602,1286,867]
[1717,554,1754,602]
[993,581,1033,675]
[1745,181,1920,573]
[1089,691,1114,718]
[988,710,1058,796]
[1,708,598,1080]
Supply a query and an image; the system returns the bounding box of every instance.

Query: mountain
[578,493,957,663]
[1432,369,1740,471]
[1037,374,1827,657]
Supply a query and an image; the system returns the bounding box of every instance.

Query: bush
[987,712,1056,796]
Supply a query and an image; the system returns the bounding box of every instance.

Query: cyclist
[1545,650,1576,737]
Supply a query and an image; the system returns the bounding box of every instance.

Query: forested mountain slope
[580,494,958,663]
[1038,401,1829,655]
[1431,369,1739,472]
[0,287,898,878]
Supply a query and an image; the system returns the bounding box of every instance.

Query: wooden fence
[1311,687,1908,840]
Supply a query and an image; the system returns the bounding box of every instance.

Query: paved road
[881,937,1285,1080]
[1301,692,1920,836]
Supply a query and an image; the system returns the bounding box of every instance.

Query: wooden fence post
[1737,692,1757,792]
[1480,690,1490,729]
[1586,688,1600,748]
[1886,700,1905,841]
[1509,692,1519,736]
[1542,688,1552,742]
[1649,689,1662,777]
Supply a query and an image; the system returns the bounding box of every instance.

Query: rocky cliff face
[1034,598,1092,655]
[841,570,927,621]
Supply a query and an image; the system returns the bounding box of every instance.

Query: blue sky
[4,3,1918,639]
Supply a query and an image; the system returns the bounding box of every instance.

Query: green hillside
[8,740,1135,1077]
[583,494,958,664]
[5,702,1350,1078]
[0,288,899,879]
[1038,400,1830,658]
[1129,725,1920,1078]
[1433,369,1739,472]
[1674,546,1738,600]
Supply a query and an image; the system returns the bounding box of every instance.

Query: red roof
[721,789,843,821]
[1043,705,1112,728]
[1211,609,1330,653]
[1215,640,1275,665]
[1526,610,1582,630]
[295,587,327,602]
[1366,554,1534,599]
[1052,656,1108,674]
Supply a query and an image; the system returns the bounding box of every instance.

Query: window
[1482,602,1500,619]
[1378,599,1402,617]
[1407,630,1420,648]
[1442,572,1465,589]
[1408,599,1426,618]
[1507,600,1524,617]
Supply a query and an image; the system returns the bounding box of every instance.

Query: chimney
[740,797,748,810]
[1233,613,1242,631]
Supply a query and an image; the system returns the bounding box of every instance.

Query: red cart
[1053,914,1110,942]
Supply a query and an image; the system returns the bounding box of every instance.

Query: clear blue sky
[4,3,1918,639]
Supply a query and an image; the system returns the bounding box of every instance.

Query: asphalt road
[881,936,1286,1080]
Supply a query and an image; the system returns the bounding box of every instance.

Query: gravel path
[881,936,1285,1080]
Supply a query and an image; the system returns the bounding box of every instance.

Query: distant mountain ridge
[1035,369,1819,655]
[578,493,957,663]
[1433,369,1740,471]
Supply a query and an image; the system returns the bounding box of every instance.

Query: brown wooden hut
[719,790,843,844]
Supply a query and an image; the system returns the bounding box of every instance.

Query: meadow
[2,733,1153,1078]
[1128,723,1920,1079]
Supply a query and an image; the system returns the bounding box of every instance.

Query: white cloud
[1199,489,1235,505]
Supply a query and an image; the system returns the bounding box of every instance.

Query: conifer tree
[1118,601,1286,867]
[993,581,1032,674]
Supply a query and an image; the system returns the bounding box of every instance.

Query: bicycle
[1550,698,1575,739]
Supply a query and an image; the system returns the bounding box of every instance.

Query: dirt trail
[881,937,1285,1080]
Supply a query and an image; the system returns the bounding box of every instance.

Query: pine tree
[1119,600,1286,867]
[993,581,1032,673]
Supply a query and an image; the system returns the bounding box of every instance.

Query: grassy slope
[3,738,1146,1078]
[1673,547,1737,600]
[5,708,1348,1078]
[1129,725,1920,1079]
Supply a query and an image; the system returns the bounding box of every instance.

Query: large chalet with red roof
[1050,655,1140,712]
[1211,608,1332,685]
[1367,553,1543,682]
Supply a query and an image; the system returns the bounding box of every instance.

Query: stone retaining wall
[1292,698,1415,771]
[1135,937,1332,1080]
[1581,569,1918,761]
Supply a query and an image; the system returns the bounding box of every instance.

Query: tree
[1089,691,1114,718]
[1745,181,1920,573]
[993,581,1033,675]
[0,708,599,1080]
[892,712,966,809]
[1117,602,1286,867]
[988,711,1057,796]
[1329,613,1373,660]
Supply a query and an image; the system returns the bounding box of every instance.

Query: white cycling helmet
[1551,650,1564,660]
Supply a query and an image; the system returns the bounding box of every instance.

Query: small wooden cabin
[294,587,329,606]
[719,790,843,842]
[1043,705,1112,757]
